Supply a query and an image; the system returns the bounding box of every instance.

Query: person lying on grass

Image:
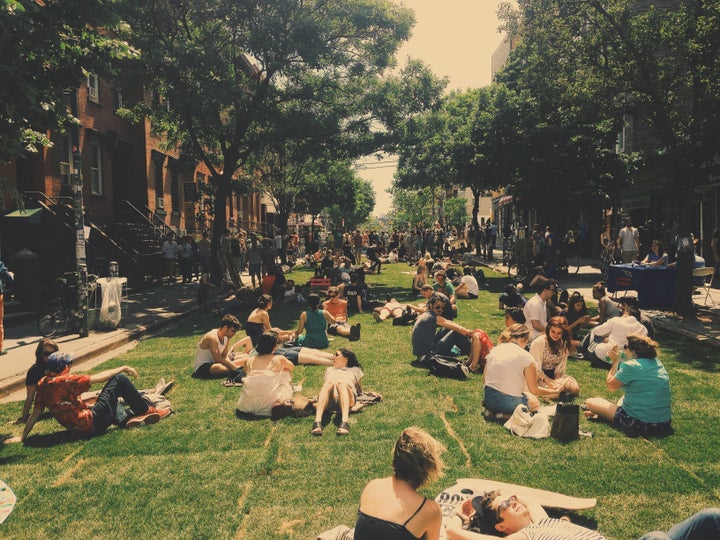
[446,489,720,540]
[311,348,363,436]
[192,314,247,381]
[14,338,59,425]
[6,353,169,444]
[354,427,445,540]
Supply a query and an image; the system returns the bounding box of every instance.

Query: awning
[498,195,514,207]
[4,208,43,224]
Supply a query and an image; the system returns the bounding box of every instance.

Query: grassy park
[1,263,719,539]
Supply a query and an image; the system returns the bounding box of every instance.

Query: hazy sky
[358,0,510,216]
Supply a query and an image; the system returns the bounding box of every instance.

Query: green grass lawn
[2,263,719,539]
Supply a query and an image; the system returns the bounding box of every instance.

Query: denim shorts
[483,385,528,415]
[275,347,300,365]
[614,406,672,437]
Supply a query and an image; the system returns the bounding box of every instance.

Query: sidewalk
[481,256,720,348]
[0,281,199,400]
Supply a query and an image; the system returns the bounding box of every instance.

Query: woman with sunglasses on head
[311,348,363,436]
[583,334,672,436]
[354,427,445,540]
[14,338,59,424]
[583,334,671,437]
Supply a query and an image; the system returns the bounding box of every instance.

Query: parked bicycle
[37,272,98,338]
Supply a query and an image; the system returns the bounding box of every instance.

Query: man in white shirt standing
[522,281,556,343]
[617,216,640,263]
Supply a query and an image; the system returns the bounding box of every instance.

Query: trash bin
[12,248,42,309]
[97,277,127,330]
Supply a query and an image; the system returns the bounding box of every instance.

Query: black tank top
[354,498,426,540]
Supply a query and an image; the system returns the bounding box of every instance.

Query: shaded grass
[1,263,720,539]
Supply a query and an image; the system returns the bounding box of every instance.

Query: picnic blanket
[0,480,16,524]
[436,478,596,539]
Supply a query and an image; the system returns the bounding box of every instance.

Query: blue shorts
[614,406,672,437]
[483,386,528,415]
[275,347,300,365]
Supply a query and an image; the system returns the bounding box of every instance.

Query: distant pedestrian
[0,258,14,355]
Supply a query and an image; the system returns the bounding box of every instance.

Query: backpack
[428,354,469,380]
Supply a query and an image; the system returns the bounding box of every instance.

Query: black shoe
[349,323,361,341]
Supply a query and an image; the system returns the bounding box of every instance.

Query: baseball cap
[46,352,73,373]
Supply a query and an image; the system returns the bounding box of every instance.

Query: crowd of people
[7,221,718,539]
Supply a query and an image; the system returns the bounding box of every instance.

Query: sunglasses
[43,350,56,357]
[334,351,343,357]
[496,495,517,519]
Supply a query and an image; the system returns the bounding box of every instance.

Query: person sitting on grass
[354,426,445,540]
[192,314,246,381]
[455,266,480,299]
[14,338,59,425]
[412,262,429,296]
[498,284,526,310]
[311,348,363,436]
[411,293,489,373]
[8,353,170,444]
[245,294,296,347]
[583,334,672,437]
[323,286,361,341]
[504,308,526,327]
[528,316,580,399]
[483,324,558,415]
[560,291,592,340]
[235,331,295,418]
[294,293,335,349]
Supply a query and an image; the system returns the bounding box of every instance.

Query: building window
[87,73,100,103]
[58,136,74,187]
[615,123,626,154]
[113,87,124,111]
[88,143,103,195]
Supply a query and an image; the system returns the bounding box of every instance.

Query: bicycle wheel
[508,263,528,283]
[37,299,64,338]
[567,256,581,275]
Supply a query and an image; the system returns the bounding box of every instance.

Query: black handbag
[551,402,580,442]
[428,354,469,380]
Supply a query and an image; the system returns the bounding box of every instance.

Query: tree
[118,0,414,271]
[327,177,375,232]
[0,0,130,172]
[499,0,720,311]
[444,197,468,230]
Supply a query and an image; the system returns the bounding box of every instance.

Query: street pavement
[0,281,199,401]
[1,257,718,403]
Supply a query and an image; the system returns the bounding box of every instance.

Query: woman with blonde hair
[584,334,672,436]
[354,427,445,540]
[484,324,558,414]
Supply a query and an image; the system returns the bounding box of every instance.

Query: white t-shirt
[484,342,534,397]
[618,226,639,251]
[523,294,547,341]
[593,315,647,360]
[459,275,479,296]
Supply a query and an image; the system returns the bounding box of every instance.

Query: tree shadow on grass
[662,334,720,373]
[21,430,89,448]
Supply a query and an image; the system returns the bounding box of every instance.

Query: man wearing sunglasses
[446,490,720,540]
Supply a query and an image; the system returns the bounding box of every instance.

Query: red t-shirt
[35,374,94,434]
[323,299,348,322]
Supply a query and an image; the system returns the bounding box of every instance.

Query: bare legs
[297,348,333,366]
[312,382,355,435]
[583,397,617,422]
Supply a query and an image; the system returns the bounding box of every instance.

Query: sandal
[336,421,350,436]
[311,421,323,436]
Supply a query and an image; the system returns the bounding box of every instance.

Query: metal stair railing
[118,200,171,248]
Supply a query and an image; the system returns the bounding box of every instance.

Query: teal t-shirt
[297,309,329,349]
[615,357,671,423]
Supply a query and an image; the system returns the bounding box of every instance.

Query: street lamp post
[72,147,89,338]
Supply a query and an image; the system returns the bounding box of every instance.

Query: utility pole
[70,90,89,337]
